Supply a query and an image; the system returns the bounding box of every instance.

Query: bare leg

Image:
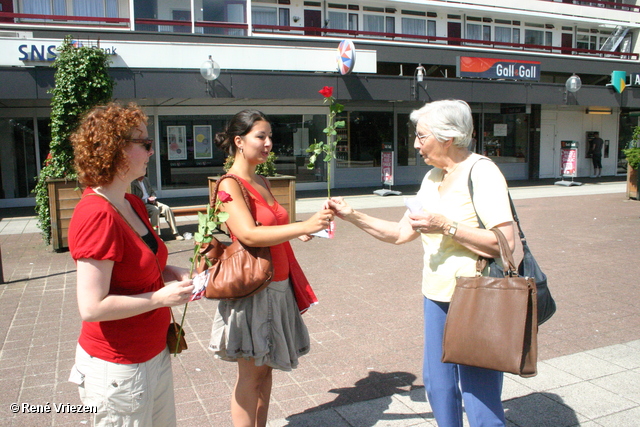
[231,358,273,427]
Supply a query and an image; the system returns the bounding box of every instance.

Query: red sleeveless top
[230,175,290,282]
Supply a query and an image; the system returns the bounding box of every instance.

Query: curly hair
[71,103,147,187]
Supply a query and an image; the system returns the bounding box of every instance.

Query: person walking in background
[209,110,333,427]
[590,132,604,178]
[67,103,194,426]
[131,175,184,240]
[326,100,515,427]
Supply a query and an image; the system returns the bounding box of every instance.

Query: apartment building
[1,0,639,207]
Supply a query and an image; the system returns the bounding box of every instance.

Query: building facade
[1,0,640,207]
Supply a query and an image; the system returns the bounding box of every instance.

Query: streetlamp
[200,55,221,96]
[412,64,426,100]
[564,74,581,104]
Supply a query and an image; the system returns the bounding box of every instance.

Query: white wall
[540,106,620,178]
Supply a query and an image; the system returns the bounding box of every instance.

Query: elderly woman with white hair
[326,99,515,427]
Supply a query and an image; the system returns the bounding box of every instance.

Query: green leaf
[217,212,230,222]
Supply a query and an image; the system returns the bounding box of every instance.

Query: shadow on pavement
[284,371,433,427]
[504,392,579,427]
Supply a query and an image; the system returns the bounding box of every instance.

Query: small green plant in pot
[623,125,640,170]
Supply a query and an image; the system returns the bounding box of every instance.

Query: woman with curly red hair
[67,103,194,426]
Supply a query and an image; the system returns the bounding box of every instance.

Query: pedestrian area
[1,179,639,426]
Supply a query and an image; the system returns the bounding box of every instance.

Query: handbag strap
[211,174,253,212]
[491,228,518,276]
[468,158,529,248]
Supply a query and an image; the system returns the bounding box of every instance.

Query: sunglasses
[131,138,154,151]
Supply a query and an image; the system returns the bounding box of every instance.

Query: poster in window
[193,125,213,159]
[494,124,508,137]
[167,126,187,160]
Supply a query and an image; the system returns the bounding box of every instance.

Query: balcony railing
[253,23,638,60]
[538,0,640,12]
[436,0,640,13]
[0,11,128,26]
[0,12,636,61]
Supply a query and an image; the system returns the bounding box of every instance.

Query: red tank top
[231,175,290,281]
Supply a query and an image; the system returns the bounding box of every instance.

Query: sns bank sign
[457,57,541,82]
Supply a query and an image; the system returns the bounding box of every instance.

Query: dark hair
[215,110,269,156]
[71,102,147,187]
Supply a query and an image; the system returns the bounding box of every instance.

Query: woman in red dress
[209,110,333,427]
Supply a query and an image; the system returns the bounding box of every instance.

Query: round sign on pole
[337,40,356,75]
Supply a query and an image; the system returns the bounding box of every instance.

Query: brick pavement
[0,183,639,426]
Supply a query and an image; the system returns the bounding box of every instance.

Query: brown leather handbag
[442,228,538,378]
[167,311,188,354]
[197,174,273,300]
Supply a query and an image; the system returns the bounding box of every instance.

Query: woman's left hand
[408,212,448,235]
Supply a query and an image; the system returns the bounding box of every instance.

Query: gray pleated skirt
[208,279,310,371]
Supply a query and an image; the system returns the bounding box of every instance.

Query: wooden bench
[172,205,207,217]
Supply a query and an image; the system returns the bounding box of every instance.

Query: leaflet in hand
[404,197,423,214]
[190,269,209,301]
[311,221,336,239]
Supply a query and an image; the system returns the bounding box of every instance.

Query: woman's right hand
[325,197,354,219]
[155,279,194,307]
[305,208,334,234]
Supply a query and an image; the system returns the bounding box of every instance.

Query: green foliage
[306,88,344,198]
[33,36,114,244]
[224,151,278,176]
[623,126,640,170]
[179,195,230,355]
[624,148,640,170]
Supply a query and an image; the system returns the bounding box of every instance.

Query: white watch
[447,221,459,237]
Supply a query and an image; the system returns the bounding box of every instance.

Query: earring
[240,146,245,158]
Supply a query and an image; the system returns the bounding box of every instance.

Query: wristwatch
[446,221,459,237]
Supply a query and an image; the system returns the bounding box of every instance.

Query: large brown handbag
[441,228,538,378]
[197,174,273,300]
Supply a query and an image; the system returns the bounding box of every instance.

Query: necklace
[441,152,470,183]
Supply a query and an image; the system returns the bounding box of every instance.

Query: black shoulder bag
[469,159,556,325]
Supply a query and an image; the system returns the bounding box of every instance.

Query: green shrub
[33,36,113,244]
[223,152,278,176]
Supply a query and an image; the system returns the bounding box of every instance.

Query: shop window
[397,113,417,166]
[158,116,231,189]
[335,111,393,168]
[0,118,41,200]
[481,113,528,163]
[157,114,326,189]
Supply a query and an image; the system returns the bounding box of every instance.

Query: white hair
[409,99,473,148]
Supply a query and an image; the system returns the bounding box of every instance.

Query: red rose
[319,86,333,98]
[218,191,233,203]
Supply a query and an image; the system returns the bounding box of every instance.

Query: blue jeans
[423,298,505,427]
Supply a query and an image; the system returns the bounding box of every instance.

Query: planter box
[47,178,84,252]
[628,165,639,200]
[208,175,296,222]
